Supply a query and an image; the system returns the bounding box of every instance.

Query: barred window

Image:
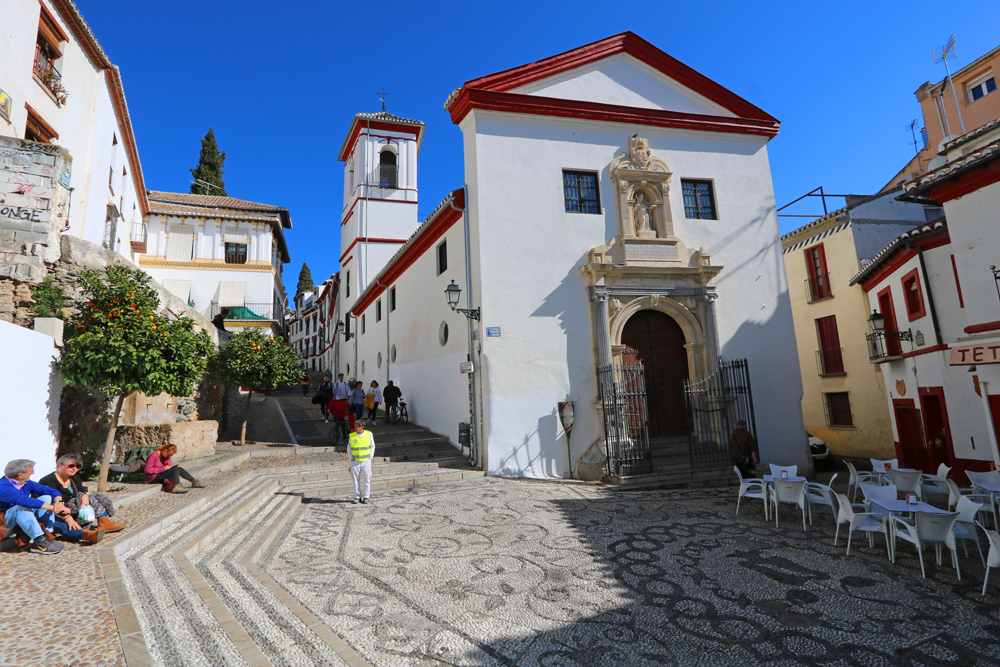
[682,179,716,219]
[563,171,600,214]
[225,243,247,264]
[825,392,854,427]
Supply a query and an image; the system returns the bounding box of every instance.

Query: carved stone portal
[609,137,673,241]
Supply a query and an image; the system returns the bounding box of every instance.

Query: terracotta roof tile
[902,140,1000,196]
[848,220,947,286]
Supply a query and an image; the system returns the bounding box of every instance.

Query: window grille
[102,205,118,251]
[225,243,247,264]
[563,171,600,213]
[682,180,716,219]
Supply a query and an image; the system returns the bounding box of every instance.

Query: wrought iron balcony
[130,221,147,254]
[33,45,67,105]
[815,347,845,376]
[210,302,274,321]
[377,164,397,190]
[866,329,912,363]
[805,272,832,303]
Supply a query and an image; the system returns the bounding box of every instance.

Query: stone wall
[113,421,218,463]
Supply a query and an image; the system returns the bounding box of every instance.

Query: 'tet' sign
[949,344,1000,366]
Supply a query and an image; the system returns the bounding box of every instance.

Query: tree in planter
[189,128,227,196]
[217,327,301,445]
[60,265,213,491]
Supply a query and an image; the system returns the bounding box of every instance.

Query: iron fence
[684,359,756,469]
[598,361,652,476]
[210,302,274,321]
[866,329,911,362]
[130,221,147,254]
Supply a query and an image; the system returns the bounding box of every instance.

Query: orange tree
[60,266,213,491]
[216,327,301,444]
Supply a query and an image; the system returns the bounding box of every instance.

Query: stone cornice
[138,257,276,274]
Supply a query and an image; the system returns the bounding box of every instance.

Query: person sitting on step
[0,459,104,553]
[144,444,205,494]
[39,454,125,533]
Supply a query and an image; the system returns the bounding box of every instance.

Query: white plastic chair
[833,493,891,558]
[769,464,798,478]
[770,479,807,531]
[921,463,952,496]
[890,468,924,501]
[953,496,986,567]
[946,478,977,511]
[967,470,1000,529]
[891,511,961,580]
[861,483,900,521]
[734,466,766,519]
[871,458,899,485]
[845,461,875,503]
[805,473,838,525]
[977,521,1000,595]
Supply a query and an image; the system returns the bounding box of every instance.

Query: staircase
[608,435,734,490]
[331,424,461,463]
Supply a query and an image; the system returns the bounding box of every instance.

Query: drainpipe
[450,188,479,468]
[936,87,952,138]
[913,244,943,346]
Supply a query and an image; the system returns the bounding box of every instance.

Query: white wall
[464,110,808,477]
[0,320,62,479]
[945,180,1000,328]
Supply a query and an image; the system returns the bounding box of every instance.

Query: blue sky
[77,0,999,298]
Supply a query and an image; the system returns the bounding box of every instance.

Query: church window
[563,171,600,214]
[376,299,382,322]
[437,241,448,276]
[345,270,350,298]
[379,149,397,190]
[389,286,396,312]
[682,180,716,219]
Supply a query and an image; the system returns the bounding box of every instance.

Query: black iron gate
[599,360,653,476]
[684,359,757,469]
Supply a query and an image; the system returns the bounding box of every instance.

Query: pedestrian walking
[365,381,382,425]
[327,396,354,443]
[729,420,758,478]
[349,381,366,423]
[317,375,333,423]
[332,373,351,401]
[348,420,374,504]
[300,370,311,397]
[383,381,402,424]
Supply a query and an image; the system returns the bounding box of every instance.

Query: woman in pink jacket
[144,444,204,493]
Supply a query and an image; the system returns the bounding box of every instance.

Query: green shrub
[30,277,66,319]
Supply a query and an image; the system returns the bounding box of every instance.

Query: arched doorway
[621,310,689,438]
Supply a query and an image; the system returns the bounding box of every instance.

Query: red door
[918,389,953,475]
[893,399,925,470]
[622,310,689,438]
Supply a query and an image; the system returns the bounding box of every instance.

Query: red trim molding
[964,321,1000,334]
[339,237,409,263]
[917,158,1000,204]
[449,88,780,138]
[861,248,917,292]
[902,344,949,359]
[460,32,777,123]
[340,254,353,267]
[351,190,464,315]
[951,255,965,308]
[338,120,423,162]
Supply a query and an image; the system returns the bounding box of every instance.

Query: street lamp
[444,280,480,320]
[868,309,886,331]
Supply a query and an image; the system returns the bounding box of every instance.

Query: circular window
[439,322,449,346]
[377,352,382,369]
[390,345,397,363]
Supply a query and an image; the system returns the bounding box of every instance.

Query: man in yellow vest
[348,420,374,504]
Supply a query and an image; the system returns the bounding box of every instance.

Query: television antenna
[933,34,966,135]
[905,119,922,159]
[191,178,224,194]
[377,88,390,113]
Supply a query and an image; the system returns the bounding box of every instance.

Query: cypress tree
[189,128,227,196]
[296,263,314,301]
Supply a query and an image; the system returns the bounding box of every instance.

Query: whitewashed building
[339,33,809,482]
[138,191,291,336]
[289,276,340,373]
[0,0,147,272]
[849,118,1000,481]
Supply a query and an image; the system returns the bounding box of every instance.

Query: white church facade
[336,33,809,481]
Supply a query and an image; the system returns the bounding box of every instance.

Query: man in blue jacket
[1,459,76,554]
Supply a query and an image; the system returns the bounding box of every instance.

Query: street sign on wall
[460,361,473,374]
[950,344,1000,366]
[486,327,501,338]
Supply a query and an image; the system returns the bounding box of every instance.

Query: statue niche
[609,137,674,241]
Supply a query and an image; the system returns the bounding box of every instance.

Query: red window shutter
[877,288,901,356]
[804,244,831,300]
[816,315,844,374]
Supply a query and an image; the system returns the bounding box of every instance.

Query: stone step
[609,466,735,490]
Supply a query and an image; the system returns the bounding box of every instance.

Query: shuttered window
[165,224,194,262]
[218,281,246,307]
[816,315,844,375]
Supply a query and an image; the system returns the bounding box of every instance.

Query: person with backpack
[365,381,382,426]
[349,381,366,423]
[383,381,402,424]
[300,370,311,397]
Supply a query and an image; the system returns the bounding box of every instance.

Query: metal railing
[130,221,147,253]
[805,272,832,302]
[379,164,397,190]
[684,359,756,469]
[866,329,911,363]
[210,302,274,321]
[816,347,845,376]
[598,361,652,476]
[33,45,65,103]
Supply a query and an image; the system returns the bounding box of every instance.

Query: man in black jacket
[383,381,402,424]
[317,375,334,423]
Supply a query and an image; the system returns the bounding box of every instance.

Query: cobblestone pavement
[265,477,1000,667]
[0,452,325,667]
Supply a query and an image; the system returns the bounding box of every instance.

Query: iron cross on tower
[377,88,390,112]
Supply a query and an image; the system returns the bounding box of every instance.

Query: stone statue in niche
[633,192,656,238]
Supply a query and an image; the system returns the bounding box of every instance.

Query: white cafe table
[869,498,951,562]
